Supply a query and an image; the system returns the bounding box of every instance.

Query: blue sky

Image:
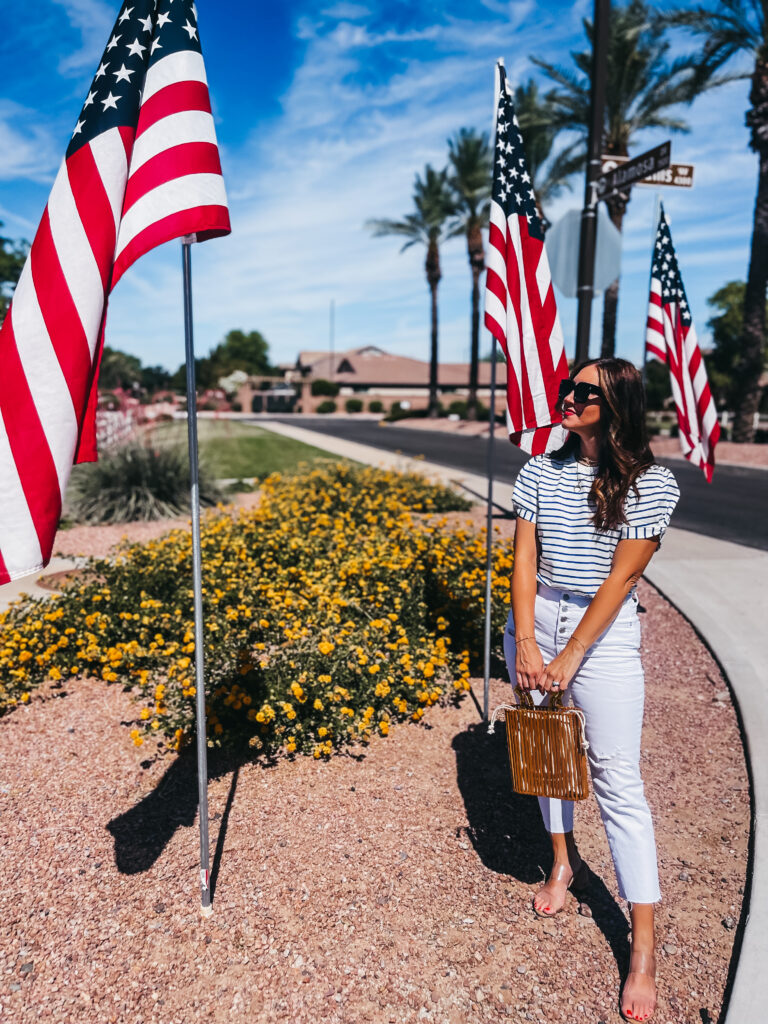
[0,0,756,373]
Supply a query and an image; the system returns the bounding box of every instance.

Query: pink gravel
[0,520,748,1024]
[52,492,262,561]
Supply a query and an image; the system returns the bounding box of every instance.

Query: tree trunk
[733,57,768,443]
[426,238,441,417]
[465,225,485,420]
[600,195,627,359]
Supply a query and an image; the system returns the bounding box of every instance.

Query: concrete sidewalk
[258,417,766,1024]
[0,556,83,612]
[258,417,516,511]
[643,531,767,1024]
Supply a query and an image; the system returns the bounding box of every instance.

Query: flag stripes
[0,0,230,584]
[645,206,719,481]
[484,63,568,456]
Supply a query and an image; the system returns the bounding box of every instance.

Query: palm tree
[446,128,492,420]
[367,165,454,417]
[661,1,767,440]
[533,0,701,357]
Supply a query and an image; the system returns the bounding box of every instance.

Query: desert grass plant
[0,463,512,760]
[68,442,222,523]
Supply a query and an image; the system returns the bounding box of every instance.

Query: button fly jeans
[503,582,661,903]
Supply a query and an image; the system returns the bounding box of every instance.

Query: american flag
[645,205,719,481]
[0,0,230,585]
[484,62,568,455]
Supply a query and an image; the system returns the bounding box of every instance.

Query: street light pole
[575,0,610,364]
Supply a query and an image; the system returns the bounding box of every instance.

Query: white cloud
[50,0,114,75]
[105,0,760,376]
[321,2,372,19]
[0,101,59,184]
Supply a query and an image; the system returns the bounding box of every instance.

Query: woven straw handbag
[489,686,590,801]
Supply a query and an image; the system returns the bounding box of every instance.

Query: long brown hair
[551,358,654,530]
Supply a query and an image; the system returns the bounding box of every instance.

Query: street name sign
[596,141,671,198]
[601,154,694,189]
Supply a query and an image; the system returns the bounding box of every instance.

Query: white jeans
[503,582,661,903]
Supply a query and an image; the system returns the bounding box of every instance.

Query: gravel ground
[51,493,262,561]
[0,532,749,1024]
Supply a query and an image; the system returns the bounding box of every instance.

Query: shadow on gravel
[453,719,631,974]
[107,748,245,901]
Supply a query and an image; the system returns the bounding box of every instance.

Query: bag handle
[514,684,565,711]
[486,686,562,733]
[488,687,590,752]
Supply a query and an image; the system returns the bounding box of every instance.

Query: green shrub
[0,464,513,761]
[67,443,222,524]
[368,400,384,414]
[345,398,363,413]
[311,379,340,397]
[316,400,337,414]
[448,400,468,417]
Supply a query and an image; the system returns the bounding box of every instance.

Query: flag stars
[126,38,146,57]
[72,119,85,136]
[107,34,121,51]
[83,89,96,107]
[113,64,135,83]
[151,37,162,54]
[101,91,120,111]
[118,6,134,22]
[95,61,109,78]
[139,14,153,31]
[157,11,172,27]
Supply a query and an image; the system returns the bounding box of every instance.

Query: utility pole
[330,298,335,380]
[575,0,610,363]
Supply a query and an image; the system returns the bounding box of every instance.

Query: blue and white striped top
[512,453,680,596]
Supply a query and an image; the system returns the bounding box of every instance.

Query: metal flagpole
[482,341,498,722]
[642,193,662,389]
[482,59,504,722]
[181,235,212,916]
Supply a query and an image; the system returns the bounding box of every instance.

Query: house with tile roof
[235,346,507,415]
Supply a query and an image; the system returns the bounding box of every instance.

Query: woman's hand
[536,644,583,694]
[515,638,544,691]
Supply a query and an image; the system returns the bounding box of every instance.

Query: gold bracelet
[514,635,535,644]
[569,634,587,653]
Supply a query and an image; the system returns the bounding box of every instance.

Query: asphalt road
[269,416,768,551]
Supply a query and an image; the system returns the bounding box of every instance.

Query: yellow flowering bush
[0,463,513,756]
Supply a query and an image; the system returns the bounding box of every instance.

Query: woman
[504,358,679,1023]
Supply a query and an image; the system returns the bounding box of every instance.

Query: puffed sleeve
[619,465,680,542]
[512,455,544,523]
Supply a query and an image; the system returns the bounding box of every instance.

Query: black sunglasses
[557,378,605,404]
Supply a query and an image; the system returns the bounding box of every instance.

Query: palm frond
[446,127,492,228]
